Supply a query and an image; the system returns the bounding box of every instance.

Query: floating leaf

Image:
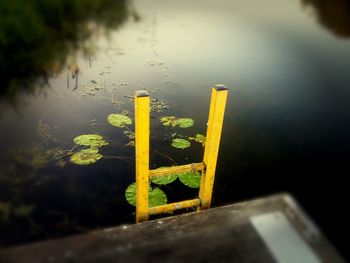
[13,205,35,217]
[175,118,194,128]
[151,98,169,113]
[171,138,191,149]
[160,116,176,127]
[125,183,167,207]
[70,149,102,165]
[108,114,132,128]
[151,174,177,185]
[160,116,194,128]
[188,134,206,147]
[73,134,108,148]
[178,171,201,188]
[149,188,167,207]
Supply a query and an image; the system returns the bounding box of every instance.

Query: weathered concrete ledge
[0,193,344,262]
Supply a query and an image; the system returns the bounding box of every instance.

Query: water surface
[0,0,349,256]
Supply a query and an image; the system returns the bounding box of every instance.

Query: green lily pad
[171,138,191,149]
[160,116,176,127]
[188,134,206,147]
[125,183,167,207]
[178,171,201,188]
[73,134,108,148]
[175,118,194,128]
[70,149,103,165]
[108,113,132,128]
[151,174,177,185]
[160,116,194,128]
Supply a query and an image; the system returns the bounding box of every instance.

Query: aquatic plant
[151,174,177,185]
[160,116,194,128]
[73,134,108,148]
[0,0,133,99]
[151,98,169,113]
[160,116,176,126]
[123,130,135,147]
[188,134,206,147]
[12,144,51,170]
[70,148,103,165]
[176,118,194,128]
[125,183,167,207]
[151,170,201,188]
[107,113,132,127]
[125,169,202,208]
[178,171,201,188]
[171,138,191,149]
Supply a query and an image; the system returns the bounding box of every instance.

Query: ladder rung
[148,198,201,215]
[149,163,205,178]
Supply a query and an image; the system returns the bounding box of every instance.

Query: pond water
[0,0,349,256]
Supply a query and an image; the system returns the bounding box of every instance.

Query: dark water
[0,0,349,258]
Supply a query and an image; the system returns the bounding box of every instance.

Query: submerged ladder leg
[199,85,228,210]
[135,90,150,223]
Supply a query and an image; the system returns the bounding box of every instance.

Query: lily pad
[108,113,132,128]
[73,134,108,148]
[178,171,201,188]
[151,174,177,185]
[188,134,206,147]
[171,138,191,149]
[175,118,194,128]
[70,149,103,165]
[125,183,167,207]
[151,98,169,113]
[160,116,176,127]
[160,116,194,128]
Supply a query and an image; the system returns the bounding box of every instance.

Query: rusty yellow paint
[149,199,201,215]
[199,85,228,210]
[135,90,150,223]
[149,163,205,178]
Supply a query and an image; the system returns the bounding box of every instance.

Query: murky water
[0,0,349,256]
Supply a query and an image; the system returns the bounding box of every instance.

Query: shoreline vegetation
[0,0,136,101]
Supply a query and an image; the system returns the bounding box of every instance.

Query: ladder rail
[149,162,205,178]
[149,199,201,215]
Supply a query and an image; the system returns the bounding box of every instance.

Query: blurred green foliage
[0,0,132,99]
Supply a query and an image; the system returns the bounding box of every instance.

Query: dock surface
[0,193,344,262]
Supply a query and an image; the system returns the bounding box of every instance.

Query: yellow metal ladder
[134,85,228,223]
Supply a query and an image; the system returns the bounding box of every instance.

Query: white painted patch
[250,211,320,263]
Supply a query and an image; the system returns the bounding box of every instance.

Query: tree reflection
[303,0,350,38]
[0,0,136,100]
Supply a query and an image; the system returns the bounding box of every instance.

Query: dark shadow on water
[303,0,350,37]
[0,0,137,102]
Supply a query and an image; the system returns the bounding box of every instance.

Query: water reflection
[303,0,350,37]
[0,0,135,100]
